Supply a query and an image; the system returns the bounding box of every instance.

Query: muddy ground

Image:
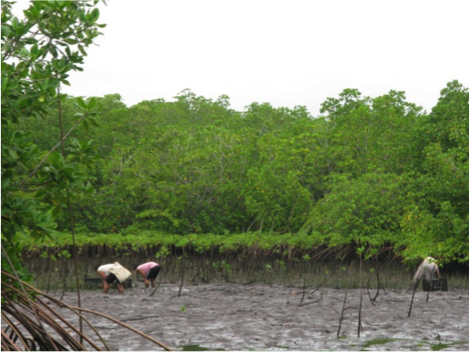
[53,283,468,351]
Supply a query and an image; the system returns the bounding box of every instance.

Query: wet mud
[56,283,468,351]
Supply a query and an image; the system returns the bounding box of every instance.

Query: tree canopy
[18,82,470,263]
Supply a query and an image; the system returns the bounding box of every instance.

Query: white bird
[413,256,440,286]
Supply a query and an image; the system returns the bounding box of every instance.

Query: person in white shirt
[95,263,126,294]
[413,257,440,287]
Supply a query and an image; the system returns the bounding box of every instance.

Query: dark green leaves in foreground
[1,0,104,279]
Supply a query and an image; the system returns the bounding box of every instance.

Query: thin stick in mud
[150,273,163,297]
[408,280,420,317]
[337,287,349,338]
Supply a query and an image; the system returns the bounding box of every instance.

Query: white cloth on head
[110,262,132,283]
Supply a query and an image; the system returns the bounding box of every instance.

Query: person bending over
[95,263,125,294]
[135,262,161,288]
[413,257,440,287]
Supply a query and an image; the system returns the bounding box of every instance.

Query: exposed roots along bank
[24,243,400,263]
[20,244,467,291]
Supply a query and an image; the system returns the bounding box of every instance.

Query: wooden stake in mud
[178,246,185,297]
[367,269,385,306]
[408,280,420,317]
[357,287,363,337]
[337,288,349,338]
[150,272,163,297]
[300,276,307,304]
[357,254,363,337]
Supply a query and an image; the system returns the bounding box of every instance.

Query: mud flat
[56,284,468,351]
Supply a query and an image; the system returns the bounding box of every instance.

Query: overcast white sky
[15,1,470,114]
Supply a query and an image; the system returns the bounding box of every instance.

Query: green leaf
[89,8,100,23]
[8,148,18,159]
[75,97,87,109]
[78,44,87,56]
[82,120,89,131]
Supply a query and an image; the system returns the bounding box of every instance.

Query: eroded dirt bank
[54,283,469,351]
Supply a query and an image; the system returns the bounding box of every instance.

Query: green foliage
[303,172,408,248]
[1,0,104,280]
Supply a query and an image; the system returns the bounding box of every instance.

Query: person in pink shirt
[134,261,161,288]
